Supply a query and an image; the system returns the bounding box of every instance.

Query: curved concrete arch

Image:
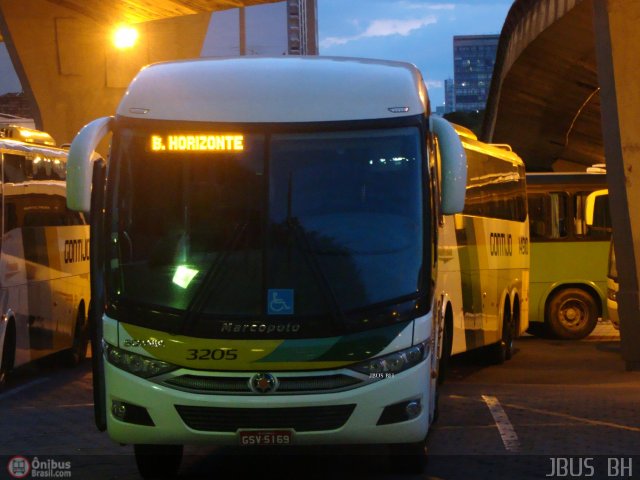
[483,0,602,172]
[483,0,640,368]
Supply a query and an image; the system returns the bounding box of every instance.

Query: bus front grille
[163,374,362,394]
[175,404,356,432]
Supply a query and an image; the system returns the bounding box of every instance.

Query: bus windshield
[107,123,426,335]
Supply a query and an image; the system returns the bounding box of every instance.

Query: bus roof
[526,171,607,186]
[451,123,477,140]
[117,56,429,124]
[460,134,524,167]
[0,138,68,159]
[0,125,56,146]
[448,121,524,167]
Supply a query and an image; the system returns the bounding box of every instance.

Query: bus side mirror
[584,189,609,227]
[67,116,114,213]
[430,115,467,214]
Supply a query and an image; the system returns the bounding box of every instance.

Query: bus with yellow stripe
[66,57,524,476]
[0,125,90,388]
[436,126,529,376]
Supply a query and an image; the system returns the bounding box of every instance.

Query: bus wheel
[547,288,598,340]
[492,302,514,364]
[0,320,15,390]
[437,309,453,385]
[134,444,183,479]
[63,307,88,367]
[388,441,426,474]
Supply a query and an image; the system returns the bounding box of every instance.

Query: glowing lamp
[113,25,139,50]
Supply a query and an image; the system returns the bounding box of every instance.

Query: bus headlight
[105,343,178,378]
[348,341,429,375]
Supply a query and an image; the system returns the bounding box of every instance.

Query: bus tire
[492,302,514,364]
[432,388,440,424]
[134,444,183,479]
[546,288,598,340]
[63,305,88,367]
[0,319,16,389]
[388,441,426,474]
[437,307,453,385]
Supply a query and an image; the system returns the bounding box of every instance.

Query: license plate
[238,430,293,446]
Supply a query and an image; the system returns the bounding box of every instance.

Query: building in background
[444,78,455,114]
[453,34,499,112]
[202,0,318,57]
[0,92,33,121]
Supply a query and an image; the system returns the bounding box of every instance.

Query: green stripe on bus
[314,321,410,362]
[256,336,340,362]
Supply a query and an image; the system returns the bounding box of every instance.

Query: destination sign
[150,134,244,152]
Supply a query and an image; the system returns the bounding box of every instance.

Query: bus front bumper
[104,358,432,447]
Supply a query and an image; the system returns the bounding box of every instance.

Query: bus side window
[4,153,28,183]
[4,203,17,232]
[592,195,612,232]
[574,192,588,236]
[528,194,547,239]
[548,192,568,239]
[528,192,567,240]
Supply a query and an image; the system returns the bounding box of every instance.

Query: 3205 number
[186,348,238,360]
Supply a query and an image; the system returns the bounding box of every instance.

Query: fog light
[112,401,127,420]
[405,400,422,419]
[111,400,155,426]
[377,399,422,425]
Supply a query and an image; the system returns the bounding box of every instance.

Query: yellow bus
[0,125,91,387]
[526,173,611,339]
[436,125,529,377]
[66,57,526,476]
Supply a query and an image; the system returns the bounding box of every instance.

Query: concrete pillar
[593,0,640,370]
[0,0,211,145]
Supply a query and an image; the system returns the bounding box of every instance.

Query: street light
[113,25,139,50]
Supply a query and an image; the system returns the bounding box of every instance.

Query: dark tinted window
[4,194,84,231]
[463,148,527,221]
[528,192,568,240]
[4,153,66,183]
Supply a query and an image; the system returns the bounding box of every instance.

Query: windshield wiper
[285,173,346,330]
[180,221,249,334]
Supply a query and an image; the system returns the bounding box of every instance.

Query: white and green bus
[437,126,529,375]
[0,125,91,387]
[66,57,526,477]
[526,172,611,339]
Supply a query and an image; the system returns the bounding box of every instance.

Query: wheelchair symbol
[268,289,294,315]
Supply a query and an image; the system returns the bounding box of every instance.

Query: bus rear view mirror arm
[429,115,467,215]
[67,116,114,213]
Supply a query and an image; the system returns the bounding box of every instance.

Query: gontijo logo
[64,238,89,264]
